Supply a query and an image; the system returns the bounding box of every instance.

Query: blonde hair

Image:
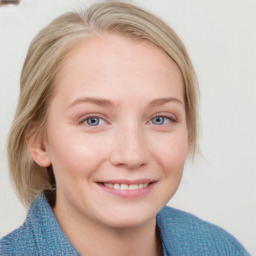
[8,1,199,207]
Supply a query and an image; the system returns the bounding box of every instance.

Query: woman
[0,1,249,255]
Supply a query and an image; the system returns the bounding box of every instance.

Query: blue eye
[84,116,104,126]
[151,116,170,125]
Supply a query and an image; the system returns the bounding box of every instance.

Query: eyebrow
[67,96,183,110]
[148,97,183,107]
[67,97,114,109]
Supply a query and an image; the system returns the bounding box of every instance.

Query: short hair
[8,1,199,207]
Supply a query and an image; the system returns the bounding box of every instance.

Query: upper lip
[97,179,156,185]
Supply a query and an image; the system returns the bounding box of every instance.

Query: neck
[53,203,162,256]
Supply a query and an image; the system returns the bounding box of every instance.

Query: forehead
[53,34,184,102]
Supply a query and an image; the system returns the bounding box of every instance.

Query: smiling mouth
[103,183,149,191]
[96,181,156,198]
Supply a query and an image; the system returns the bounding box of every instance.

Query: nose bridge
[110,121,149,169]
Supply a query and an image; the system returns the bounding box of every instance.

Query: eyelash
[149,115,176,126]
[79,114,177,127]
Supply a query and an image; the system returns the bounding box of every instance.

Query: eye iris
[152,116,165,125]
[86,117,99,126]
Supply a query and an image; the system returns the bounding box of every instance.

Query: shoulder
[0,221,36,255]
[157,206,249,255]
[0,196,46,255]
[0,194,79,255]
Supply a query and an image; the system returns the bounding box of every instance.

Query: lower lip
[97,182,156,198]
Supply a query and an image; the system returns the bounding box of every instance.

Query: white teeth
[139,184,144,189]
[120,184,128,190]
[129,184,138,190]
[114,184,120,189]
[104,183,149,190]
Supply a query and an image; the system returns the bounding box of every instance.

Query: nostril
[110,135,149,169]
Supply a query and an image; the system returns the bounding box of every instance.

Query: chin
[102,215,153,229]
[95,204,159,229]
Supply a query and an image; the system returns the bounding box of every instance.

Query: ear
[26,130,51,167]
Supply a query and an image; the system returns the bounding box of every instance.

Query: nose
[110,125,149,169]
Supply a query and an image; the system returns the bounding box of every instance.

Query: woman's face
[41,34,188,228]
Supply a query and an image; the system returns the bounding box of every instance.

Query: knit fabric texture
[0,194,249,255]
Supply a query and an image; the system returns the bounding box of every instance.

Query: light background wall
[0,0,255,254]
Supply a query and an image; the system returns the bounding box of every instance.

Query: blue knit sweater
[0,194,249,255]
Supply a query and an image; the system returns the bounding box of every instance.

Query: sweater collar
[27,194,79,255]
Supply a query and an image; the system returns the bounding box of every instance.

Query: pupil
[153,116,163,125]
[88,117,99,126]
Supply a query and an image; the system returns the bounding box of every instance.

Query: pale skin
[28,34,188,256]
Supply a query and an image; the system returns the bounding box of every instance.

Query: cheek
[150,132,188,204]
[152,131,188,174]
[46,129,109,178]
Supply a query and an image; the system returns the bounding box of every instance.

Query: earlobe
[26,132,51,167]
